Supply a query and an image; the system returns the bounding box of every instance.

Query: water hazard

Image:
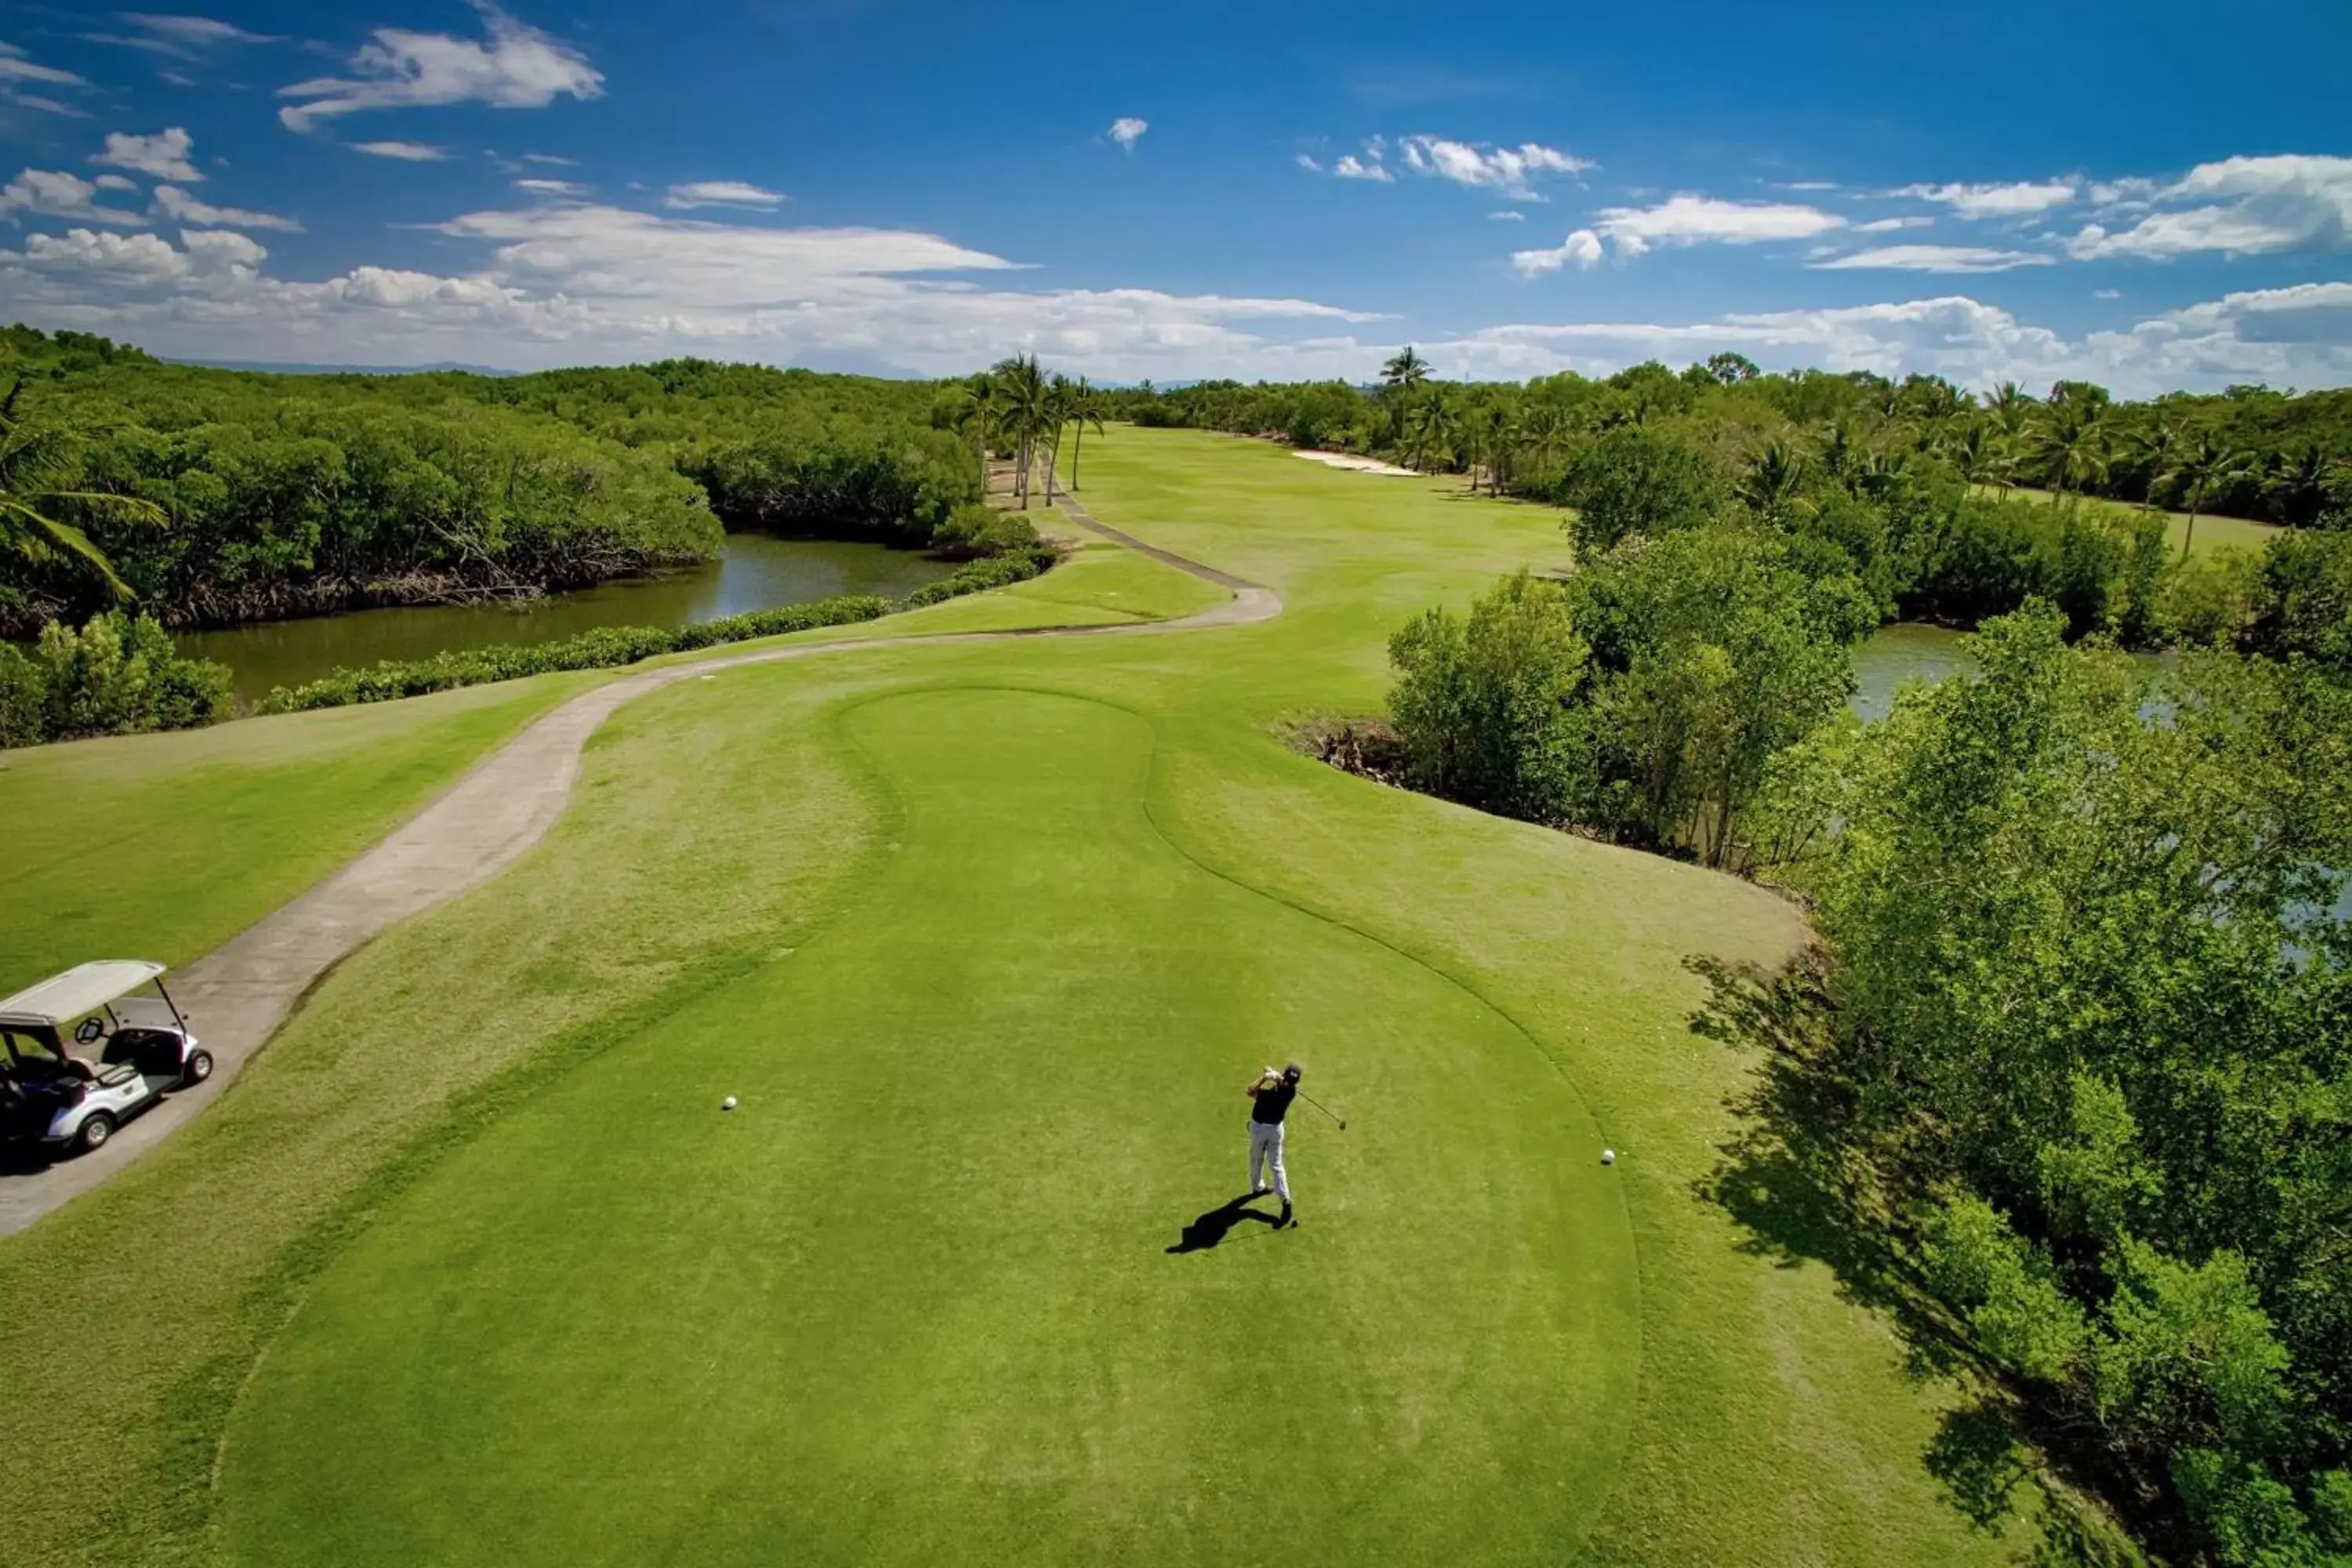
[176,535,957,704]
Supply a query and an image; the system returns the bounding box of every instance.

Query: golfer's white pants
[1248,1120,1290,1202]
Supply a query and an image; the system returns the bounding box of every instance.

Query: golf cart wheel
[183,1050,213,1086]
[74,1112,114,1154]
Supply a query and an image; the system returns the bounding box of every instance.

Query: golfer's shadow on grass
[1167,1193,1283,1254]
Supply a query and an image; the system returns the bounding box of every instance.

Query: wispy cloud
[1332,152,1392,183]
[662,180,783,211]
[514,176,588,197]
[1810,244,2054,274]
[1488,209,1524,222]
[1895,179,2078,219]
[278,6,603,132]
[152,183,301,232]
[0,42,87,86]
[1108,116,1147,151]
[351,140,449,161]
[1592,194,1844,256]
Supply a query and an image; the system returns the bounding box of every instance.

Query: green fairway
[0,675,593,995]
[1972,482,2283,558]
[0,430,2022,1566]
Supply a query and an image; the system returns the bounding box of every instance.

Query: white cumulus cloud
[1332,153,1392,183]
[0,169,147,226]
[94,127,202,182]
[1109,117,1147,151]
[1398,135,1590,199]
[278,6,603,132]
[2065,154,2352,260]
[1512,228,1603,276]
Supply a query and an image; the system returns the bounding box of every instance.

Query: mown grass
[1973,482,2283,559]
[1,431,2027,1566]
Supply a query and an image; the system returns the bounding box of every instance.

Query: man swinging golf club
[1246,1062,1303,1227]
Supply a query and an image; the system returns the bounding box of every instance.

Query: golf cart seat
[89,1060,138,1091]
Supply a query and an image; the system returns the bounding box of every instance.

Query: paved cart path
[0,503,1276,1238]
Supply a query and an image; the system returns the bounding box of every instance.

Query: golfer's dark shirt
[1252,1081,1297,1125]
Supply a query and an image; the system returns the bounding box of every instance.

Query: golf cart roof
[0,960,167,1030]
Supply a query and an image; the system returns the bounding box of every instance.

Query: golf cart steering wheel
[74,1018,104,1046]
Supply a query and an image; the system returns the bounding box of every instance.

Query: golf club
[1297,1090,1347,1131]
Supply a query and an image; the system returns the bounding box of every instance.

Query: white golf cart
[0,960,209,1157]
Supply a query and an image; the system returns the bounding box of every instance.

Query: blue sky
[1,0,2347,393]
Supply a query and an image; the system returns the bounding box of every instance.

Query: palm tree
[1381,347,1430,448]
[1041,372,1073,503]
[2262,446,2330,527]
[991,355,1051,508]
[0,383,160,598]
[1986,381,2035,453]
[1523,405,1571,490]
[1737,437,1811,527]
[2160,433,2252,559]
[1065,377,1108,491]
[2130,418,2183,510]
[2031,401,2109,502]
[1380,346,1429,397]
[955,372,1002,494]
[1950,420,2005,493]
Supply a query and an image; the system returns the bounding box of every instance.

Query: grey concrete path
[0,510,1276,1236]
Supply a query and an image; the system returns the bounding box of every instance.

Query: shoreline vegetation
[0,544,1062,746]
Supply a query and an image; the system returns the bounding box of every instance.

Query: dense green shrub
[0,611,230,745]
[1387,571,1590,822]
[929,503,1041,559]
[904,546,1057,608]
[1559,428,1727,555]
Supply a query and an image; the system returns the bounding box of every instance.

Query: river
[176,535,957,704]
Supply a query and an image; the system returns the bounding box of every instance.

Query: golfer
[1246,1062,1302,1224]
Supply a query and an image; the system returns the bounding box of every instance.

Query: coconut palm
[1380,346,1429,397]
[1522,405,1571,489]
[1041,372,1073,503]
[955,372,1003,493]
[2031,401,2109,502]
[1737,437,1812,527]
[1064,377,1109,491]
[0,383,160,599]
[1381,347,1431,449]
[991,355,1052,508]
[2131,418,2183,509]
[2262,446,2331,527]
[1949,420,2005,493]
[2160,432,2252,558]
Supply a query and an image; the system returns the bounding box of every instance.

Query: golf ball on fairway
[1601,1149,1616,1165]
[722,1095,738,1111]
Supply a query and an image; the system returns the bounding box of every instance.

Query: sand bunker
[1293,450,1420,477]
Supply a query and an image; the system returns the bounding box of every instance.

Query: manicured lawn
[0,430,2025,1566]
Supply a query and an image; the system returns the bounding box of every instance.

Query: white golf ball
[1601,1148,1616,1165]
[721,1095,738,1111]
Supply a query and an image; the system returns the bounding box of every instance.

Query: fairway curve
[0,510,1276,1239]
[216,685,1640,1566]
